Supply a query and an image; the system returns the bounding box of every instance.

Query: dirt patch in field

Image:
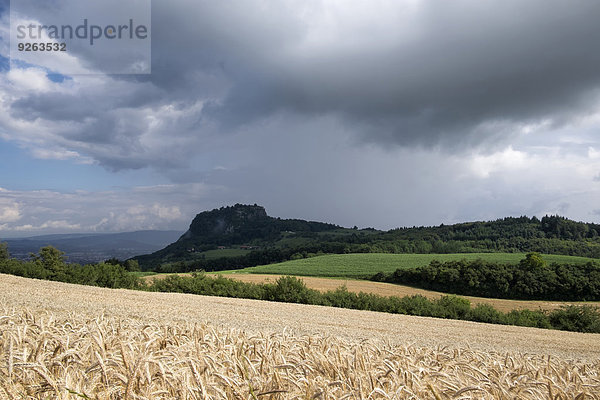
[144,272,600,313]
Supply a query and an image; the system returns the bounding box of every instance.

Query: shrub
[322,286,358,308]
[435,295,471,319]
[549,305,600,333]
[399,295,437,317]
[265,276,319,304]
[505,309,552,329]
[467,304,506,324]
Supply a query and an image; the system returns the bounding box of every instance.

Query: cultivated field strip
[236,253,597,278]
[1,309,600,399]
[1,274,600,399]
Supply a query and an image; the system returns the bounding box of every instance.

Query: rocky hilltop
[179,204,270,242]
[135,204,341,267]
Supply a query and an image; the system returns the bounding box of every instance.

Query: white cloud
[12,224,33,231]
[0,185,214,237]
[6,68,54,92]
[469,147,528,178]
[0,201,21,223]
[151,204,182,220]
[126,204,181,220]
[12,220,82,231]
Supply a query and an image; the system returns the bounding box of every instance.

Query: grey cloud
[3,0,600,235]
[557,202,571,215]
[153,0,600,149]
[3,0,600,172]
[9,77,162,123]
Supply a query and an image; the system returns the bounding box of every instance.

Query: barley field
[1,273,600,399]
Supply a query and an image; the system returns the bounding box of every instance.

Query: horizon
[1,1,600,236]
[1,203,595,240]
[0,228,184,240]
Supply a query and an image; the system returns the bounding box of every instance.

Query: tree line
[373,253,600,301]
[0,243,140,289]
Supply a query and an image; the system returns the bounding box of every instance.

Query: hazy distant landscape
[0,230,182,264]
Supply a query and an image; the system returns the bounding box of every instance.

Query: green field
[130,271,158,277]
[226,253,598,278]
[200,249,249,259]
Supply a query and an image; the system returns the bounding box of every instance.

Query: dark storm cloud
[143,0,600,149]
[5,0,600,170]
[238,2,600,145]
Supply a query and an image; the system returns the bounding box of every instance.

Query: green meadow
[225,252,597,278]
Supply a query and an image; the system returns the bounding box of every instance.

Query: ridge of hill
[134,204,600,271]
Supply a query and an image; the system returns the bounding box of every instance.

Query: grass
[130,271,157,277]
[200,248,248,259]
[158,248,251,270]
[225,252,598,278]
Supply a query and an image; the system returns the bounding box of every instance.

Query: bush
[322,286,359,308]
[549,305,600,333]
[74,262,140,289]
[399,295,438,317]
[467,304,506,324]
[264,276,320,304]
[435,295,471,319]
[505,309,551,329]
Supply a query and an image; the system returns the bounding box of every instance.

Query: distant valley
[0,230,183,264]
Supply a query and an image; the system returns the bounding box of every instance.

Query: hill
[134,204,368,269]
[1,230,182,264]
[134,204,600,271]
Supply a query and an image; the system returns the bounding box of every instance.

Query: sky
[1,0,600,238]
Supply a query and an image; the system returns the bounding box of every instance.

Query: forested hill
[134,204,344,268]
[134,205,600,271]
[181,204,340,244]
[376,215,600,255]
